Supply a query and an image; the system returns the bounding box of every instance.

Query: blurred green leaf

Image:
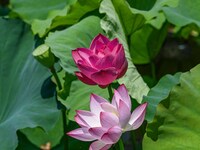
[0,18,60,150]
[126,0,156,11]
[59,80,109,121]
[131,0,179,29]
[100,0,149,103]
[32,0,101,37]
[130,24,168,64]
[143,73,181,122]
[112,0,146,35]
[143,64,200,149]
[9,0,67,23]
[178,24,200,39]
[10,0,101,37]
[45,16,103,74]
[163,0,200,27]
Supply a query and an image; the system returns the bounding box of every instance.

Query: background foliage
[1,0,200,149]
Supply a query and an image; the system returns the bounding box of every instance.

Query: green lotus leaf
[0,18,60,150]
[143,64,200,149]
[143,73,181,122]
[163,0,200,27]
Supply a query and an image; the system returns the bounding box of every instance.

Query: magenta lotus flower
[72,34,128,88]
[67,85,147,150]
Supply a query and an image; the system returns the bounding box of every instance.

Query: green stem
[112,138,124,150]
[50,66,68,150]
[50,66,62,90]
[62,108,68,150]
[107,84,113,101]
[118,138,124,150]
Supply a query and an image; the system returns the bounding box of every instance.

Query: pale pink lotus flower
[72,34,128,88]
[67,84,147,150]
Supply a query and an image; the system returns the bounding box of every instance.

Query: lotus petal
[91,68,117,86]
[76,110,101,127]
[101,126,122,144]
[75,72,96,85]
[89,141,112,150]
[67,128,95,141]
[90,94,108,116]
[126,103,147,131]
[100,112,119,128]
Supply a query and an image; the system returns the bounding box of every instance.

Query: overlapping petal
[118,100,131,128]
[126,102,148,131]
[101,126,122,144]
[112,85,131,111]
[90,34,110,50]
[100,112,119,128]
[72,34,128,88]
[116,84,131,109]
[101,103,118,115]
[77,62,97,77]
[95,55,114,69]
[90,94,108,116]
[107,38,119,51]
[67,128,95,141]
[117,60,128,78]
[89,141,112,150]
[75,72,96,85]
[90,68,118,86]
[76,110,101,127]
[112,46,126,69]
[88,127,107,139]
[76,48,93,65]
[67,85,147,150]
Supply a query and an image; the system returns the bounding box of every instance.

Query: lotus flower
[72,34,128,88]
[67,85,147,150]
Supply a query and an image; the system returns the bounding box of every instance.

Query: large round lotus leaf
[143,64,200,149]
[0,19,60,150]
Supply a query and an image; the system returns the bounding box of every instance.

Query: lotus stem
[118,138,125,150]
[107,84,113,102]
[50,66,62,90]
[50,66,68,150]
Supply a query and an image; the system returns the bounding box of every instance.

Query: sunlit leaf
[9,0,67,24]
[130,0,179,29]
[163,0,200,27]
[143,64,200,149]
[32,0,101,37]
